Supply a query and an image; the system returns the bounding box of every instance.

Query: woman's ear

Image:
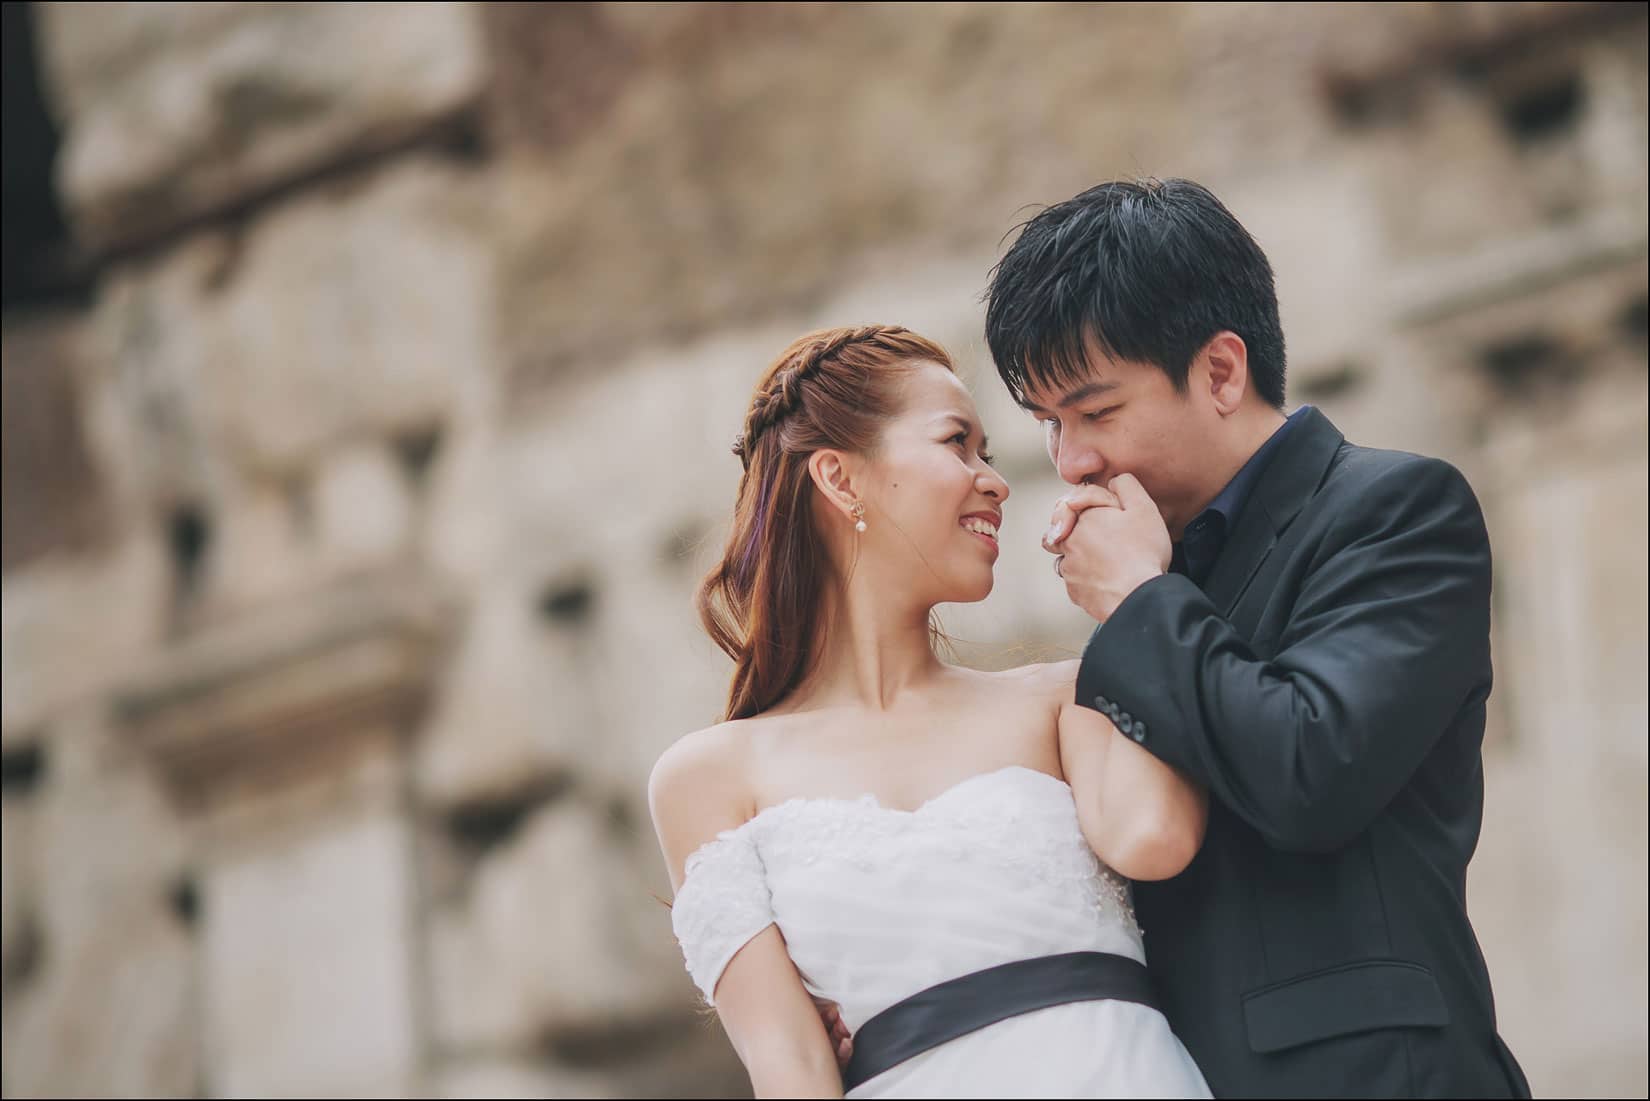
[807,449,861,523]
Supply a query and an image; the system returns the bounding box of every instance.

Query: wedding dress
[671,764,1211,1098]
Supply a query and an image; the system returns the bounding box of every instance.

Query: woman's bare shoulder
[978,659,1081,699]
[649,717,757,807]
[648,718,776,887]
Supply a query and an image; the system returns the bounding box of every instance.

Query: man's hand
[1043,474,1171,623]
[813,995,853,1072]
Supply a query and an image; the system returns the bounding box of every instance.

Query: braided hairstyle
[697,325,955,720]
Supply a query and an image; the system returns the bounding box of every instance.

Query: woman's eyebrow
[933,413,988,450]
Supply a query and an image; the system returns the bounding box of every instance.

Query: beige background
[2,3,1645,1096]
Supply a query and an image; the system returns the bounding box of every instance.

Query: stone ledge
[111,566,455,814]
[38,1,487,256]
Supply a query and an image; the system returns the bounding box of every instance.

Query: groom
[979,177,1531,1097]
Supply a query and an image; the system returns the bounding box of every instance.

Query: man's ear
[1199,331,1250,416]
[807,449,861,523]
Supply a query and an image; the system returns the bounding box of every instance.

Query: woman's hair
[696,325,954,721]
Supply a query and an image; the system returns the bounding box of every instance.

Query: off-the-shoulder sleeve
[670,824,776,1006]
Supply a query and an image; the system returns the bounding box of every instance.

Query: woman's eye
[948,433,992,465]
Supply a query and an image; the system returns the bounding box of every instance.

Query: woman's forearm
[747,1050,845,1099]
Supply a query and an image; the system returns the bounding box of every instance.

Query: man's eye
[979,450,996,466]
[1084,406,1119,422]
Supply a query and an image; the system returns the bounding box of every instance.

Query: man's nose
[1055,435,1101,486]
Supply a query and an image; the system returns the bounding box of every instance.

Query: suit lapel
[1204,407,1346,617]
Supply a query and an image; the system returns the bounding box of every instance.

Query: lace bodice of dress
[670,765,1144,1034]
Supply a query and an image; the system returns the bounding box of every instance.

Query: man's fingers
[1107,473,1153,511]
[820,1000,849,1041]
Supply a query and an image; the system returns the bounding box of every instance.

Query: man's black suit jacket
[1078,407,1531,1098]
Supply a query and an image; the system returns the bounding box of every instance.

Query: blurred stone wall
[1,2,1644,1097]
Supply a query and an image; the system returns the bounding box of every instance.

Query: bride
[648,325,1212,1098]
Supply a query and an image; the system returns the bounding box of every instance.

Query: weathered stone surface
[82,159,496,480]
[414,584,570,813]
[112,564,452,813]
[1,897,198,1099]
[201,806,421,1098]
[428,799,687,1054]
[0,711,197,1099]
[433,1057,621,1101]
[310,441,414,575]
[37,1,486,249]
[0,311,115,572]
[1,531,169,742]
[0,797,38,989]
[494,2,1195,395]
[1471,413,1649,1094]
[197,160,496,473]
[73,158,494,622]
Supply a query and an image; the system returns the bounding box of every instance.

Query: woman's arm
[1027,662,1206,880]
[707,927,846,1098]
[1058,700,1208,880]
[649,731,845,1099]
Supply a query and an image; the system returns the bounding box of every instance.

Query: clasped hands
[1043,473,1172,624]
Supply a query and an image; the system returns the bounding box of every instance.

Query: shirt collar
[1202,405,1312,531]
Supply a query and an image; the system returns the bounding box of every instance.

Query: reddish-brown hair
[696,325,954,721]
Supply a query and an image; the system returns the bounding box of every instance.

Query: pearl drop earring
[852,501,867,533]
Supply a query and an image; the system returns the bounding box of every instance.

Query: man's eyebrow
[1022,381,1120,414]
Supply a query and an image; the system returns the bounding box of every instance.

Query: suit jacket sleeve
[1076,455,1492,854]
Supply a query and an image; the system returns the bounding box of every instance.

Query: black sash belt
[841,950,1160,1092]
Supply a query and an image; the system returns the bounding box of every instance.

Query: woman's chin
[947,571,996,605]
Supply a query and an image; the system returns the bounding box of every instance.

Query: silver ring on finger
[1053,554,1066,579]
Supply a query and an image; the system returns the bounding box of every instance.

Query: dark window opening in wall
[1498,71,1585,145]
[2,2,88,308]
[281,472,315,540]
[538,578,596,626]
[1478,333,1580,398]
[604,792,637,841]
[445,772,573,853]
[1617,294,1648,349]
[1321,77,1417,132]
[3,912,42,986]
[168,875,201,928]
[659,518,710,570]
[545,1015,684,1069]
[1293,360,1368,404]
[0,741,46,795]
[393,424,444,490]
[167,504,212,602]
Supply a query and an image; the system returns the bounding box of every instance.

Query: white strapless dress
[670,765,1211,1098]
